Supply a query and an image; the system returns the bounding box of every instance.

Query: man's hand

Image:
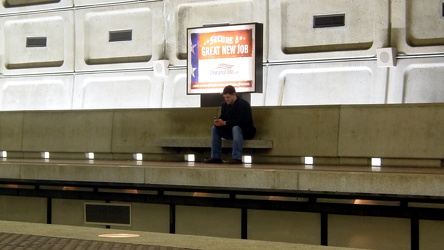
[214,118,226,127]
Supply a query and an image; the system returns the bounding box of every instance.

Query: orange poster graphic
[198,29,253,60]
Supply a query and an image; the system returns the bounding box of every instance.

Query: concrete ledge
[1,160,444,197]
[154,138,273,149]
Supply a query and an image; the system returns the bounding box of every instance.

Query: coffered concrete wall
[0,0,443,110]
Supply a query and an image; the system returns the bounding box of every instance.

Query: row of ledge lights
[0,151,144,161]
[0,151,383,168]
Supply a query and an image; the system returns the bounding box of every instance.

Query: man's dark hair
[222,85,236,95]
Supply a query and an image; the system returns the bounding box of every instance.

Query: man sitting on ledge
[204,85,256,164]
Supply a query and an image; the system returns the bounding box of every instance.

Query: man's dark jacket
[218,96,256,139]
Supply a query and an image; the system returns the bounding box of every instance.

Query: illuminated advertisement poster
[187,23,263,94]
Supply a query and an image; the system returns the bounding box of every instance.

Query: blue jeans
[211,125,243,160]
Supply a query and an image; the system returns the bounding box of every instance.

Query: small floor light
[243,155,252,164]
[185,154,195,162]
[42,152,50,159]
[134,153,143,161]
[1,151,6,158]
[371,158,381,166]
[304,156,314,165]
[86,152,94,160]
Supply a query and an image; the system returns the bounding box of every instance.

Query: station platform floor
[0,220,361,250]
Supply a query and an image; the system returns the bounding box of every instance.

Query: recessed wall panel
[111,203,169,233]
[0,11,74,75]
[407,0,444,47]
[166,0,267,65]
[0,196,47,223]
[0,0,72,14]
[248,209,320,244]
[265,61,387,106]
[268,0,388,61]
[404,65,444,103]
[176,205,241,238]
[75,2,164,71]
[0,75,73,111]
[387,57,444,103]
[393,0,444,54]
[161,69,200,108]
[329,215,410,249]
[420,220,444,249]
[52,199,104,228]
[73,72,163,109]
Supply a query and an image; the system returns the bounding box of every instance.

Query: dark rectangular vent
[313,14,345,28]
[26,37,47,47]
[85,203,131,226]
[5,0,60,8]
[442,3,444,17]
[109,30,132,42]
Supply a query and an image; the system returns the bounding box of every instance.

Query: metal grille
[85,203,131,226]
[109,30,133,42]
[313,14,345,28]
[26,37,47,47]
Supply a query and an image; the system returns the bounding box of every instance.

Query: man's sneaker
[225,159,243,164]
[203,158,223,164]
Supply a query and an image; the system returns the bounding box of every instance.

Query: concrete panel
[0,164,21,178]
[420,220,444,250]
[0,112,23,151]
[268,0,388,61]
[338,104,444,159]
[161,69,200,108]
[20,164,146,183]
[248,209,320,244]
[166,0,267,66]
[254,106,340,157]
[52,199,105,228]
[112,203,170,233]
[21,110,114,152]
[393,0,444,55]
[0,75,74,111]
[111,108,215,153]
[73,72,163,109]
[387,57,444,104]
[111,106,339,157]
[74,2,164,72]
[0,11,74,75]
[176,205,241,238]
[329,215,409,249]
[0,196,47,223]
[265,61,387,106]
[298,170,444,196]
[0,0,72,14]
[144,167,287,190]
